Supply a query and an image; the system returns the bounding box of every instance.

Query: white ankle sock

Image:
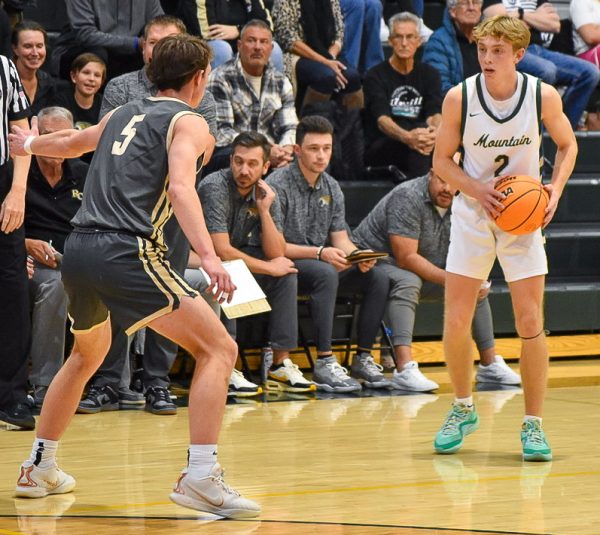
[29,438,58,470]
[187,444,218,477]
[455,396,473,407]
[523,415,542,425]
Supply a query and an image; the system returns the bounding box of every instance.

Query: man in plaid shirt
[207,19,298,172]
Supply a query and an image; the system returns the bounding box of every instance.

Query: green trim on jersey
[460,80,467,139]
[475,73,528,124]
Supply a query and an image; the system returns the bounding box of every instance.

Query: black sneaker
[77,384,119,414]
[33,386,48,409]
[145,386,177,415]
[0,402,36,430]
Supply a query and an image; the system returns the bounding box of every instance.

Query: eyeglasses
[390,34,419,42]
[454,0,483,7]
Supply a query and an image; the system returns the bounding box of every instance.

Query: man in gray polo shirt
[200,132,313,393]
[353,170,521,391]
[267,115,391,393]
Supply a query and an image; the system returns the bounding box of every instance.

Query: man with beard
[352,170,521,392]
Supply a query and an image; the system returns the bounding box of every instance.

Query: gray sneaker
[118,387,145,409]
[351,354,391,388]
[313,356,362,393]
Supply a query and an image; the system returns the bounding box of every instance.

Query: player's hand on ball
[476,178,506,219]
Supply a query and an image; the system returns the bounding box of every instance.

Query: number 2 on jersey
[111,114,146,155]
[494,154,509,177]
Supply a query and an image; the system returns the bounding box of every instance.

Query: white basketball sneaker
[15,461,76,498]
[170,463,260,519]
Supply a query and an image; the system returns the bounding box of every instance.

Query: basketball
[494,175,549,235]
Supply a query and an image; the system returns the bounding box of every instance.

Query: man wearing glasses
[363,12,442,179]
[423,0,483,97]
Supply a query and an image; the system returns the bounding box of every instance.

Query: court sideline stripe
[0,515,553,535]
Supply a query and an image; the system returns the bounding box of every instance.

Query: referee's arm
[1,117,30,233]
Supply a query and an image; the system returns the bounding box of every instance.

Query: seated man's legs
[28,265,68,407]
[143,267,222,413]
[294,259,362,392]
[365,135,431,179]
[256,272,315,393]
[340,263,392,388]
[378,263,439,391]
[518,44,600,128]
[472,297,521,385]
[77,322,131,413]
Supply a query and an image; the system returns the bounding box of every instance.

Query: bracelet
[316,246,324,260]
[23,135,36,155]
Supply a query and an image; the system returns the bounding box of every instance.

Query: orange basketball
[494,175,549,235]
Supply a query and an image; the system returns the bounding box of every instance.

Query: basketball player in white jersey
[431,16,577,461]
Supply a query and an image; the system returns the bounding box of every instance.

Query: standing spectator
[352,170,521,391]
[273,0,364,111]
[12,21,58,116]
[0,54,33,430]
[207,20,297,172]
[267,116,391,393]
[185,0,284,71]
[364,12,442,179]
[24,107,88,408]
[200,132,306,392]
[51,0,164,80]
[483,0,600,128]
[339,0,384,72]
[422,0,483,97]
[55,53,106,131]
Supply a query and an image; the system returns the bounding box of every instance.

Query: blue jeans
[518,44,600,128]
[208,39,285,73]
[339,0,384,72]
[296,57,362,95]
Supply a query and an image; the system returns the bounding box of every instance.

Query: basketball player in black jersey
[9,35,260,518]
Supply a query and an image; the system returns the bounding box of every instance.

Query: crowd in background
[0,0,597,428]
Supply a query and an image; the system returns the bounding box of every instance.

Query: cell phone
[53,251,63,268]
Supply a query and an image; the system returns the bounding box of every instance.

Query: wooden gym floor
[1,348,600,534]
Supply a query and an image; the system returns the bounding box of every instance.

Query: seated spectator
[207,20,298,173]
[55,53,106,131]
[273,0,364,111]
[100,15,217,154]
[11,21,58,115]
[182,0,284,71]
[51,0,163,80]
[24,107,89,407]
[483,0,600,128]
[199,132,302,393]
[363,12,442,179]
[571,0,600,64]
[352,169,521,391]
[422,0,483,97]
[267,116,391,393]
[339,0,384,72]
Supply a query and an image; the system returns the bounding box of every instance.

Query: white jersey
[459,72,543,187]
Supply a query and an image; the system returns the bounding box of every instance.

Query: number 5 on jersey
[111,114,146,155]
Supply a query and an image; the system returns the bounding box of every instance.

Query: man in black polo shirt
[24,106,88,408]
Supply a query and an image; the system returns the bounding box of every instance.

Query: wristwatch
[518,7,524,19]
